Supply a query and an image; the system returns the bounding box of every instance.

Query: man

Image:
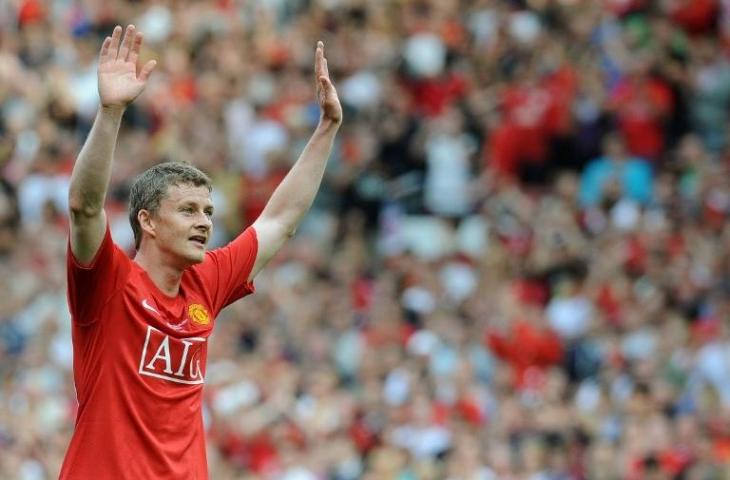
[61,24,342,478]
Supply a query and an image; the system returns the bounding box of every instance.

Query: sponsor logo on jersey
[188,304,210,326]
[139,325,205,384]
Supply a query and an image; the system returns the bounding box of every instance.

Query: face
[140,183,214,267]
[604,136,626,158]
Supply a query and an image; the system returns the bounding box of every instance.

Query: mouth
[188,235,207,248]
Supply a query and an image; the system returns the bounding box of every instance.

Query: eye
[204,209,214,217]
[181,206,194,214]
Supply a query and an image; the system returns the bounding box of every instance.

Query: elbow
[68,193,102,219]
[275,210,304,239]
[69,204,103,221]
[285,225,297,239]
[277,218,298,239]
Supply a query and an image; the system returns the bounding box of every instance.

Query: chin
[189,252,206,264]
[180,248,206,266]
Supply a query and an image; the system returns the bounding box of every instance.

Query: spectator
[579,133,654,207]
[2,1,730,478]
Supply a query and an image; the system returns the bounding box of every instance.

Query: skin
[136,184,214,282]
[68,25,157,266]
[68,25,342,296]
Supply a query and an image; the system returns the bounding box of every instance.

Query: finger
[99,36,112,62]
[128,32,143,67]
[139,59,157,82]
[109,25,123,58]
[118,24,136,61]
[315,41,324,81]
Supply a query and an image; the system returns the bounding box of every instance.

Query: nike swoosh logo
[167,319,188,331]
[142,299,160,316]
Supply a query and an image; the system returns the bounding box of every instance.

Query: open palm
[315,41,342,126]
[98,25,157,108]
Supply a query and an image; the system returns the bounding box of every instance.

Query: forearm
[259,121,339,233]
[68,106,124,216]
[247,41,341,279]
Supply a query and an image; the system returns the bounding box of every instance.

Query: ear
[138,209,157,241]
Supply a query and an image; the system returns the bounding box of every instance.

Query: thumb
[139,59,157,82]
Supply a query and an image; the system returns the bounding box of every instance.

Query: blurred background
[2,0,730,478]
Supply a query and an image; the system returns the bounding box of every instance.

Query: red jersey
[611,77,673,160]
[60,225,258,479]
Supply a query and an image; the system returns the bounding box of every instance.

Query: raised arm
[249,41,343,279]
[68,25,156,265]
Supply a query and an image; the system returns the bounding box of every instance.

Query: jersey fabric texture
[60,225,258,479]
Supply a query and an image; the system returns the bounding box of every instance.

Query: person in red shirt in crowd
[488,56,578,183]
[486,308,564,390]
[609,55,674,161]
[664,0,719,35]
[60,25,342,479]
[488,61,552,183]
[604,0,649,16]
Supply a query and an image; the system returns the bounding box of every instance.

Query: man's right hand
[68,25,156,265]
[98,25,157,109]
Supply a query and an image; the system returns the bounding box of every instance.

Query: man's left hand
[315,41,342,127]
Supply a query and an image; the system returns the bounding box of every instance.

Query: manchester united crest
[188,304,210,326]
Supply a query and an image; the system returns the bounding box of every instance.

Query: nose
[195,212,212,231]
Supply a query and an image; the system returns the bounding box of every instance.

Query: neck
[134,247,185,297]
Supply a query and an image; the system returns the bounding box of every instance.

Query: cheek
[156,221,185,245]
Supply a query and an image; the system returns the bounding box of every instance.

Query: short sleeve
[67,225,131,326]
[193,226,258,314]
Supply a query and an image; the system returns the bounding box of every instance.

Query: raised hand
[315,41,342,126]
[97,25,157,109]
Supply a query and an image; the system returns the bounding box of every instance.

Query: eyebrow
[178,201,214,212]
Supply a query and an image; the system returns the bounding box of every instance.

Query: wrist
[99,104,127,118]
[316,117,342,134]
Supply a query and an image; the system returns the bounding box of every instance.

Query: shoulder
[67,225,133,276]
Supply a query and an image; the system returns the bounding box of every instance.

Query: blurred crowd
[3,0,730,478]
